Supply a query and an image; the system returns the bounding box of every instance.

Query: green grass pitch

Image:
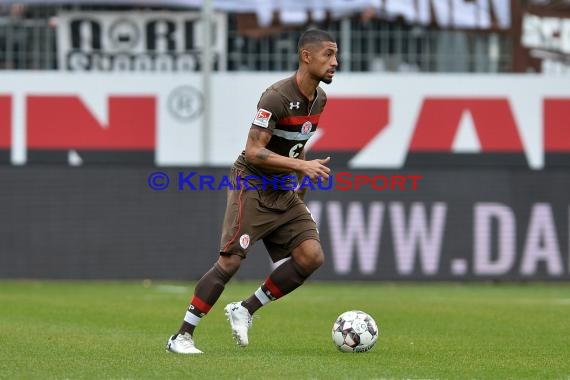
[1,280,569,379]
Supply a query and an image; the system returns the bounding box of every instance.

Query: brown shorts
[219,167,319,262]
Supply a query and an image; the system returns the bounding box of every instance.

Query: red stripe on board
[313,97,389,151]
[27,96,155,150]
[264,277,283,299]
[410,98,523,152]
[545,98,570,152]
[191,295,212,313]
[0,96,11,148]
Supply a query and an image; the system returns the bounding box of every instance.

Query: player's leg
[241,238,323,315]
[225,239,323,347]
[225,204,322,347]
[167,169,253,354]
[177,254,241,335]
[166,254,241,354]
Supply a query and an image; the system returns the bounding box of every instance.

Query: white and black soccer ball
[331,310,379,353]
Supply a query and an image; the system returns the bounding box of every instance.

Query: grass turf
[0,280,569,379]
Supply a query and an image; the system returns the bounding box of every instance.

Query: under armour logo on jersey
[289,101,300,109]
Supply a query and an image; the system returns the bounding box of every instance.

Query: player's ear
[301,49,311,64]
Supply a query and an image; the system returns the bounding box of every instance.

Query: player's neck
[295,70,317,102]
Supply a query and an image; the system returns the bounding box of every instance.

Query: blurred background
[0,0,568,281]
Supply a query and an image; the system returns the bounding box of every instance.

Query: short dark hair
[297,29,336,52]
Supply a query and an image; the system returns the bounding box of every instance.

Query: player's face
[308,41,338,84]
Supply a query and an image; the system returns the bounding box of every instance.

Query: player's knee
[217,253,242,276]
[307,248,324,271]
[293,240,324,272]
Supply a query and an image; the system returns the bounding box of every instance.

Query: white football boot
[224,302,253,347]
[166,332,203,354]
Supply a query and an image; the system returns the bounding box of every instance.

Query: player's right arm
[244,126,330,182]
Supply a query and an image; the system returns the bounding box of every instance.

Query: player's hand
[300,156,331,182]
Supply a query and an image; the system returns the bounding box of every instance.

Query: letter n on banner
[26,95,155,164]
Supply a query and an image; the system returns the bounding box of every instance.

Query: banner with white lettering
[383,0,511,29]
[56,11,227,71]
[9,0,512,30]
[517,4,570,74]
[304,169,569,281]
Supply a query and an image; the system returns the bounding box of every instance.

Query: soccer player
[166,29,338,354]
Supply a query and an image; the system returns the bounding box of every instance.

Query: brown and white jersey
[235,74,327,176]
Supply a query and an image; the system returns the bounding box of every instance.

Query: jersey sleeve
[251,89,284,132]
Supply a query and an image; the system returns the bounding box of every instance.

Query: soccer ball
[331,310,379,353]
